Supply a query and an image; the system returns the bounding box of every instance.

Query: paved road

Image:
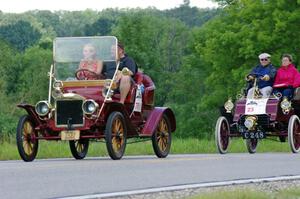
[0,153,300,199]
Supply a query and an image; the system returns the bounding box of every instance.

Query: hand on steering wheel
[75,69,104,80]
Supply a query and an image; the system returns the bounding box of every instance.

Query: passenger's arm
[95,60,103,75]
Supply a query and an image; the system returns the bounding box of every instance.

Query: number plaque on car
[61,130,80,140]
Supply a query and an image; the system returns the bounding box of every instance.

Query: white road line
[58,175,300,199]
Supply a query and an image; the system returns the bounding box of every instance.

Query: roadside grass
[0,137,292,161]
[189,187,300,199]
[189,189,270,199]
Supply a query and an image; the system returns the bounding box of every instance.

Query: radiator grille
[56,100,83,127]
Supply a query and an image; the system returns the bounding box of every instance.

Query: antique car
[215,73,300,154]
[16,36,176,162]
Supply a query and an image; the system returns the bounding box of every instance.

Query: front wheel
[246,138,258,154]
[215,116,230,154]
[288,115,300,153]
[105,111,127,160]
[152,114,172,158]
[69,139,89,159]
[16,115,39,162]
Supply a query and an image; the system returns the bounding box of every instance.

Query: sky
[0,0,218,13]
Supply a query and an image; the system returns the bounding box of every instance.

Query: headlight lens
[224,99,234,113]
[244,116,257,130]
[280,99,291,110]
[35,101,51,116]
[82,100,99,114]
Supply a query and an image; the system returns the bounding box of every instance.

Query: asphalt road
[0,153,300,199]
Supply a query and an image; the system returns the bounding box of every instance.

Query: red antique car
[215,73,300,154]
[16,36,176,161]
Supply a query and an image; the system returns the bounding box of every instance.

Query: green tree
[0,20,41,51]
[113,12,189,105]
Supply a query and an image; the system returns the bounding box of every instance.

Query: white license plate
[61,130,80,140]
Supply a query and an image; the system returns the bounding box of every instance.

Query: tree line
[0,0,299,139]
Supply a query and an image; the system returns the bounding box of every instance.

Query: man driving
[246,53,276,98]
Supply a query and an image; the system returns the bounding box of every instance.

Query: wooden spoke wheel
[105,112,127,160]
[16,115,39,162]
[288,115,300,153]
[215,116,230,154]
[69,139,89,159]
[152,114,172,158]
[246,138,258,154]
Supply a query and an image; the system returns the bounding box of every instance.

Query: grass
[0,137,292,161]
[188,187,300,199]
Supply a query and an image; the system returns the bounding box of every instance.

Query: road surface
[0,153,300,198]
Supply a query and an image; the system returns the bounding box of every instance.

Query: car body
[16,36,176,161]
[215,73,300,154]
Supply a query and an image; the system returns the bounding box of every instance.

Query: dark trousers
[273,87,294,100]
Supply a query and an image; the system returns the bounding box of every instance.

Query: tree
[113,12,189,105]
[0,20,41,51]
[84,18,116,36]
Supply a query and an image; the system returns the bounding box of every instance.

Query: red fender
[17,103,43,126]
[141,107,176,136]
[103,102,137,136]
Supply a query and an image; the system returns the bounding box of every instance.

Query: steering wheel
[246,72,264,81]
[75,69,102,80]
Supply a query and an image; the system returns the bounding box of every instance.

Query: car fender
[141,107,176,136]
[103,102,137,134]
[17,103,43,126]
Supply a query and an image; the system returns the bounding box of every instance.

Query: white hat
[258,53,271,59]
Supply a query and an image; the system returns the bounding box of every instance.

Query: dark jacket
[250,63,276,88]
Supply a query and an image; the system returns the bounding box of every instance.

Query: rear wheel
[288,115,300,153]
[16,115,39,162]
[69,139,89,159]
[152,114,172,158]
[246,138,258,154]
[105,111,127,160]
[215,116,230,154]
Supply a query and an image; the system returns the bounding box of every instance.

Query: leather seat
[134,72,155,106]
[112,72,155,105]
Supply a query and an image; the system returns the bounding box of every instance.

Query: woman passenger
[273,54,299,100]
[78,43,103,80]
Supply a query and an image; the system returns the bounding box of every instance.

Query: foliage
[0,20,41,51]
[0,1,299,140]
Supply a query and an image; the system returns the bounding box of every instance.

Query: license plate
[242,131,265,139]
[61,130,80,140]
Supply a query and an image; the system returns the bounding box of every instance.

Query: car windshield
[53,36,117,81]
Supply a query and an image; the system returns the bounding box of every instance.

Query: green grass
[188,187,300,199]
[0,137,292,161]
[189,189,270,199]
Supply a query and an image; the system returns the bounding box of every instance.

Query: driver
[246,53,276,98]
[77,43,103,80]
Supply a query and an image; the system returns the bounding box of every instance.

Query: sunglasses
[260,58,269,61]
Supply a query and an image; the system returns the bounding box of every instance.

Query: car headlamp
[280,97,291,114]
[224,99,234,113]
[53,81,63,89]
[35,101,51,116]
[244,116,257,130]
[82,100,99,115]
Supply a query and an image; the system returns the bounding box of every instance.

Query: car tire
[215,116,230,154]
[288,115,300,153]
[246,138,258,154]
[105,111,127,160]
[16,115,39,162]
[69,139,89,159]
[152,114,172,158]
